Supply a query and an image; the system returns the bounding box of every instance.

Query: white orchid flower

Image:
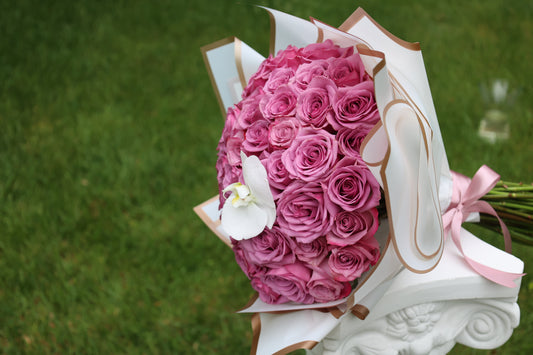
[221,152,276,240]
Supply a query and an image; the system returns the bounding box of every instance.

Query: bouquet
[195,6,526,354]
[217,40,382,305]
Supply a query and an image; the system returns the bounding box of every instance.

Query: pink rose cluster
[216,40,382,305]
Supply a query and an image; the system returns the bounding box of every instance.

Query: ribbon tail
[463,255,524,288]
[449,212,524,288]
[468,200,513,253]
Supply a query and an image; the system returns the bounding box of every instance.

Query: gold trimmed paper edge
[200,37,237,118]
[339,7,421,51]
[267,9,276,55]
[376,98,444,274]
[357,49,443,274]
[234,38,248,91]
[193,196,232,248]
[351,304,370,320]
[251,313,319,355]
[273,341,319,355]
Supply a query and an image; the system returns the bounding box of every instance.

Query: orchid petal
[220,152,277,239]
[221,193,268,240]
[264,207,276,229]
[241,152,276,210]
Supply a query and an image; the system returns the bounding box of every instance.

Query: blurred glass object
[478,79,514,143]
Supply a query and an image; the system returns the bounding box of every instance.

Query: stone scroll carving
[308,299,519,355]
[307,232,522,355]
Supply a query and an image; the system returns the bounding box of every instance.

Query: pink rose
[269,117,300,149]
[327,54,367,87]
[232,241,267,278]
[237,99,262,130]
[325,157,380,212]
[237,226,296,267]
[301,39,352,60]
[263,263,314,304]
[307,265,351,303]
[217,108,245,201]
[242,119,270,153]
[328,237,380,282]
[225,136,244,166]
[219,107,243,151]
[294,236,329,266]
[282,128,338,182]
[215,154,241,207]
[329,80,380,130]
[293,60,329,92]
[251,276,288,304]
[243,58,275,98]
[327,208,379,247]
[223,105,239,133]
[296,77,335,129]
[258,148,270,161]
[264,67,295,94]
[262,151,293,198]
[337,124,375,157]
[270,45,304,70]
[277,181,334,243]
[259,85,298,120]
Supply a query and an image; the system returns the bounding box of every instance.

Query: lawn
[0,0,531,354]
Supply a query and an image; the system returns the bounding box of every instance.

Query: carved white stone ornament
[308,299,520,355]
[307,233,522,355]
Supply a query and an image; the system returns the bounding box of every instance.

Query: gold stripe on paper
[200,37,237,117]
[193,196,231,248]
[234,37,248,91]
[326,307,345,319]
[273,341,319,355]
[377,100,443,274]
[267,10,276,55]
[360,121,385,167]
[351,304,370,320]
[250,313,261,355]
[339,8,421,51]
[316,26,324,43]
[237,293,260,313]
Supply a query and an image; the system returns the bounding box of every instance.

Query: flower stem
[476,179,533,246]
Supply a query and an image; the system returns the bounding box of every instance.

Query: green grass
[0,0,531,353]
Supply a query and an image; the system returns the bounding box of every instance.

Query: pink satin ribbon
[442,165,524,288]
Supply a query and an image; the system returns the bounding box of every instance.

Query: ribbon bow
[442,165,523,287]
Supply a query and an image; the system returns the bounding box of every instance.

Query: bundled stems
[377,181,533,246]
[478,180,533,246]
